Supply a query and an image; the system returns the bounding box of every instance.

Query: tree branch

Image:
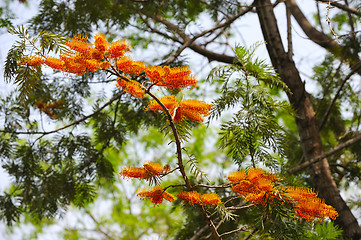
[285,1,293,59]
[288,132,361,174]
[0,93,123,136]
[316,0,361,17]
[288,0,361,76]
[219,226,247,237]
[319,60,361,130]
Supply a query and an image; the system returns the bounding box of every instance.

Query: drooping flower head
[66,34,91,54]
[119,162,169,180]
[116,56,147,75]
[94,33,108,53]
[200,193,222,206]
[166,66,197,89]
[44,57,65,71]
[19,56,44,67]
[228,168,279,205]
[116,78,145,99]
[146,65,197,89]
[177,191,222,207]
[146,96,213,123]
[146,65,170,84]
[107,40,130,59]
[177,191,201,205]
[137,186,175,205]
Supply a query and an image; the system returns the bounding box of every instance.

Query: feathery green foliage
[209,44,290,169]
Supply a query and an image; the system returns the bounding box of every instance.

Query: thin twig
[192,183,234,189]
[285,1,293,59]
[0,93,124,135]
[288,132,361,174]
[319,60,361,130]
[326,0,340,42]
[317,0,361,17]
[219,226,248,237]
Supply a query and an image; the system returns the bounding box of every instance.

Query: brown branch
[288,0,361,77]
[219,226,248,237]
[316,1,325,32]
[319,60,361,130]
[316,0,361,17]
[288,0,340,51]
[288,132,361,174]
[147,10,249,63]
[344,0,355,34]
[192,183,234,189]
[85,209,116,240]
[285,1,293,58]
[326,0,340,42]
[0,93,123,136]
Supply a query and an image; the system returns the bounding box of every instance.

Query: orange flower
[20,56,44,67]
[146,66,197,89]
[283,186,318,202]
[84,59,98,72]
[245,192,267,204]
[146,66,170,84]
[116,78,145,99]
[91,48,104,61]
[146,95,179,113]
[99,61,111,70]
[165,66,197,89]
[231,180,255,196]
[295,198,338,220]
[66,37,91,54]
[177,191,201,205]
[143,162,167,175]
[137,186,175,205]
[227,170,246,183]
[60,53,86,75]
[116,57,146,75]
[176,100,213,122]
[146,97,213,123]
[119,162,169,180]
[107,40,129,59]
[44,57,65,70]
[94,33,108,53]
[119,166,147,179]
[228,168,279,205]
[200,193,221,206]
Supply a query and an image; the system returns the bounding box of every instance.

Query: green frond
[38,31,69,55]
[14,65,42,103]
[208,43,290,169]
[4,40,26,83]
[184,152,210,182]
[233,42,290,93]
[215,203,238,221]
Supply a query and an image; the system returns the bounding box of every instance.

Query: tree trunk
[254,0,361,239]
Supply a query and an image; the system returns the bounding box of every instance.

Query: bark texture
[254,0,361,239]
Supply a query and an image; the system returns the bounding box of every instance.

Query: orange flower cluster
[116,56,146,75]
[146,65,197,89]
[146,96,213,123]
[19,56,45,67]
[116,78,145,99]
[137,186,175,205]
[19,33,132,76]
[227,168,338,220]
[228,168,279,205]
[284,187,338,220]
[177,191,221,206]
[119,162,170,180]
